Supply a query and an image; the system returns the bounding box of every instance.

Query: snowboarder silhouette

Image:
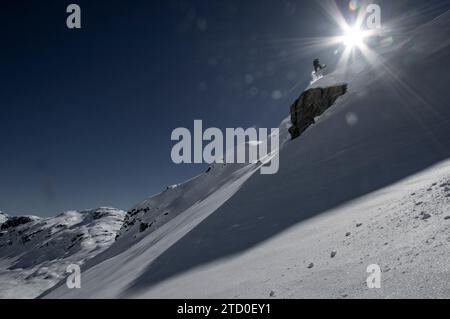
[313,58,327,74]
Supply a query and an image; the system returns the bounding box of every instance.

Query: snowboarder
[313,58,327,74]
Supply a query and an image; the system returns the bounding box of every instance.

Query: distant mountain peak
[0,207,126,298]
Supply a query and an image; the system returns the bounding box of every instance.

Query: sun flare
[341,27,366,48]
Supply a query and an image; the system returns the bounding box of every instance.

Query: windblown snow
[3,11,450,299]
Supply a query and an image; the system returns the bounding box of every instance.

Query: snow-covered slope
[0,207,125,298]
[116,162,253,244]
[49,162,450,299]
[42,164,259,298]
[40,11,450,298]
[0,212,8,226]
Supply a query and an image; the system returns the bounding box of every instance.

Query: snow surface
[0,212,8,226]
[0,207,125,298]
[49,161,450,299]
[39,11,450,299]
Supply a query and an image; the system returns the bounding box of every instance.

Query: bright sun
[341,27,365,48]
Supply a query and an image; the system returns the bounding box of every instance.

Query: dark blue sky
[1,0,449,216]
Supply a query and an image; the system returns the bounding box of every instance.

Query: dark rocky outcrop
[0,216,34,230]
[289,84,348,140]
[139,222,149,233]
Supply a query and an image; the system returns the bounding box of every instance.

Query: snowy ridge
[117,162,251,242]
[41,163,260,298]
[0,207,125,298]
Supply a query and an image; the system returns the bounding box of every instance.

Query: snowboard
[311,65,327,83]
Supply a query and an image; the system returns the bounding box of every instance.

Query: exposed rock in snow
[1,216,37,230]
[0,207,125,298]
[139,222,150,233]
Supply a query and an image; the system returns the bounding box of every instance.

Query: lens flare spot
[380,36,394,48]
[349,0,360,11]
